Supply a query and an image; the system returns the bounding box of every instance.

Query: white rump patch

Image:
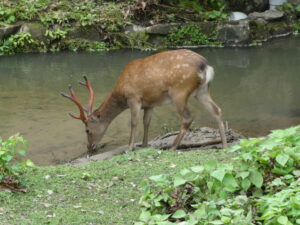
[205,65,215,85]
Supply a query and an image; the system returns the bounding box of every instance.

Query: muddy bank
[69,127,243,166]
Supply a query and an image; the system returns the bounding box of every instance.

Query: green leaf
[236,171,250,179]
[172,210,186,219]
[203,160,217,170]
[180,168,191,176]
[25,160,35,167]
[250,170,263,188]
[174,177,186,187]
[277,216,289,225]
[293,170,300,177]
[276,154,290,167]
[139,210,151,222]
[19,149,26,156]
[190,166,204,173]
[241,178,251,191]
[295,5,300,12]
[211,169,226,182]
[222,173,238,192]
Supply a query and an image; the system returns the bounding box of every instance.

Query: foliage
[0,134,34,183]
[0,33,41,55]
[66,40,106,52]
[135,126,300,224]
[167,24,213,46]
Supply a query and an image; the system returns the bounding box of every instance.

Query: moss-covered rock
[217,21,250,45]
[267,21,292,36]
[249,18,269,40]
[68,23,104,42]
[0,23,22,41]
[18,22,46,41]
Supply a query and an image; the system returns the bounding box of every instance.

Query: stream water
[0,37,299,165]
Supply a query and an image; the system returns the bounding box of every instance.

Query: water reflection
[0,37,299,165]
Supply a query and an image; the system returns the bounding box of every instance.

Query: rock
[68,23,103,42]
[229,12,248,21]
[267,21,292,36]
[225,0,269,13]
[269,0,287,9]
[249,10,285,21]
[217,20,250,45]
[124,24,146,35]
[0,24,21,40]
[145,23,178,35]
[288,0,300,4]
[250,18,269,41]
[18,22,46,41]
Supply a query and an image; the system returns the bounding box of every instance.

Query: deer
[61,49,227,154]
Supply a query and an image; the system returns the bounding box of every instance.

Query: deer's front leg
[142,107,153,147]
[128,100,142,151]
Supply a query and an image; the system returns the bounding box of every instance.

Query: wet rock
[217,20,250,45]
[249,10,285,21]
[124,24,146,35]
[145,23,178,35]
[0,24,22,40]
[225,0,269,13]
[267,21,292,36]
[229,12,248,21]
[18,22,46,41]
[68,23,103,42]
[250,18,269,41]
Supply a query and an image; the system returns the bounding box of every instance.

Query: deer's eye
[86,129,89,134]
[97,115,100,118]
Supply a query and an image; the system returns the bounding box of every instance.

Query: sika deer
[61,49,227,153]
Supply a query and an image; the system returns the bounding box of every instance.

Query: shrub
[135,126,300,224]
[0,134,34,183]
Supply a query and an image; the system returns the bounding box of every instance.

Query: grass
[0,148,234,225]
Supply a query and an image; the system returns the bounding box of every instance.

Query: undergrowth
[135,126,300,225]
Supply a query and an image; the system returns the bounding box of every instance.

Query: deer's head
[61,76,106,153]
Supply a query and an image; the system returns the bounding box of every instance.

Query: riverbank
[1,0,300,55]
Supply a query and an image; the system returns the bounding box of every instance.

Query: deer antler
[61,84,87,122]
[79,75,94,114]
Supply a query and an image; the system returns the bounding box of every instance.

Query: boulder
[18,22,46,41]
[249,18,269,41]
[124,24,146,35]
[0,24,21,40]
[68,23,103,42]
[217,20,250,45]
[145,23,178,35]
[249,9,285,21]
[225,0,269,13]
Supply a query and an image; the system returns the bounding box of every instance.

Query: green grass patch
[0,148,233,225]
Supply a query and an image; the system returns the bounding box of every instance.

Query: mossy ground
[0,148,234,225]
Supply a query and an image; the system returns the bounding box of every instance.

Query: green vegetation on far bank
[2,0,299,55]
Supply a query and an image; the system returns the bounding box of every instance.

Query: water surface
[0,38,299,165]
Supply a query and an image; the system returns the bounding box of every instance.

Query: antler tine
[60,85,87,122]
[78,75,94,114]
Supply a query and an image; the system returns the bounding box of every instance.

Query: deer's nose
[87,143,96,152]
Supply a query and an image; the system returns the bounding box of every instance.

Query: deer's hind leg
[170,93,193,151]
[195,89,227,148]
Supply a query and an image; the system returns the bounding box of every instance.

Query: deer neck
[95,92,127,124]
